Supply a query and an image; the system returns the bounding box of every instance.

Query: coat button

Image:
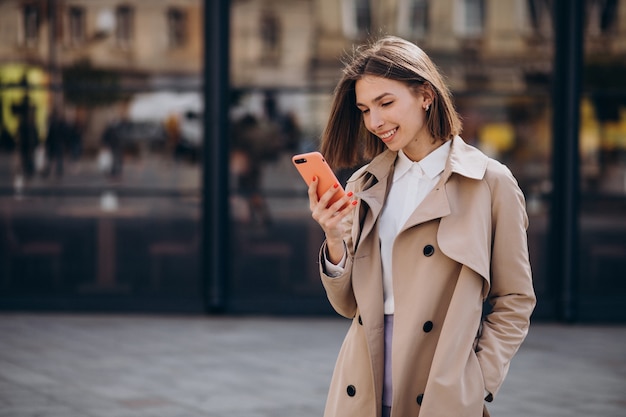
[416,393,424,405]
[347,385,356,397]
[423,321,434,332]
[358,315,363,325]
[423,245,435,257]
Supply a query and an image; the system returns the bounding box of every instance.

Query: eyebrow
[355,92,393,108]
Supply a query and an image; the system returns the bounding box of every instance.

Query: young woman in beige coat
[307,36,536,417]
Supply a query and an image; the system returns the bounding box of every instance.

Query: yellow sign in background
[0,63,50,142]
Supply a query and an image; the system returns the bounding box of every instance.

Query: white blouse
[324,141,451,314]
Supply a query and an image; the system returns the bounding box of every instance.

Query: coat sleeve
[476,161,537,399]
[317,178,361,319]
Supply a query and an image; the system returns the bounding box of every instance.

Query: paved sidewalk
[0,314,625,417]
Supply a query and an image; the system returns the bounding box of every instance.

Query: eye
[360,108,370,115]
[381,101,393,107]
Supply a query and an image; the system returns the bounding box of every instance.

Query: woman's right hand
[308,176,357,264]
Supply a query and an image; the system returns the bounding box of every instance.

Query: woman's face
[355,75,433,161]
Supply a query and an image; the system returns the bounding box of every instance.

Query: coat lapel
[357,181,385,244]
[349,137,489,254]
[400,180,450,232]
[350,151,395,248]
[439,137,491,281]
[400,136,487,232]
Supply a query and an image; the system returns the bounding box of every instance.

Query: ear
[421,82,435,108]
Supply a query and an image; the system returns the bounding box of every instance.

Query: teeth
[380,129,396,139]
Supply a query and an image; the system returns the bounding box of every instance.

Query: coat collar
[347,150,395,220]
[347,136,489,245]
[443,136,489,182]
[350,136,489,192]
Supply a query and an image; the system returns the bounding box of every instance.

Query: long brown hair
[320,36,462,169]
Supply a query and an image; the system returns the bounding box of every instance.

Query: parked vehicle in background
[129,92,203,162]
[176,109,203,161]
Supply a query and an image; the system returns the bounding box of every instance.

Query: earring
[425,104,430,112]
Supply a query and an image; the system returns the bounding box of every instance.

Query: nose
[367,110,384,131]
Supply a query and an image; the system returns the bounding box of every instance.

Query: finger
[318,182,342,209]
[307,176,319,209]
[327,191,354,212]
[314,194,357,232]
[316,203,357,241]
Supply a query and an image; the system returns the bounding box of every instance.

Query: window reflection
[22,3,40,47]
[0,0,624,317]
[342,0,372,38]
[260,11,281,65]
[456,0,485,37]
[167,8,187,48]
[115,5,134,49]
[582,0,626,197]
[587,0,618,35]
[0,1,203,309]
[398,0,429,38]
[68,6,86,46]
[527,0,553,36]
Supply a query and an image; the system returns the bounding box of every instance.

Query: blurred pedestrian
[306,36,536,417]
[101,118,124,178]
[67,111,83,163]
[164,113,181,157]
[43,110,69,178]
[229,114,276,227]
[17,107,38,179]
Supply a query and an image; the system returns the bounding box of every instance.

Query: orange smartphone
[292,151,346,208]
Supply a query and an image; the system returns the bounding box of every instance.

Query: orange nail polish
[351,200,358,205]
[333,183,339,188]
[347,191,353,197]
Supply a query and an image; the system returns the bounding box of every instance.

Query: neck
[403,136,443,162]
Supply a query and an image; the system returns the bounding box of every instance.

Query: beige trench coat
[319,137,536,417]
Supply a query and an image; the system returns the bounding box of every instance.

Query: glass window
[0,1,204,312]
[259,12,281,65]
[22,3,39,47]
[227,0,557,316]
[342,0,372,38]
[2,0,623,320]
[598,0,618,33]
[167,8,187,48]
[456,0,485,37]
[68,6,86,46]
[398,0,429,38]
[527,0,553,35]
[578,0,626,321]
[586,0,618,35]
[227,88,332,313]
[116,6,134,49]
[580,0,626,198]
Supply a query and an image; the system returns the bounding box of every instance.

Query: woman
[307,36,536,417]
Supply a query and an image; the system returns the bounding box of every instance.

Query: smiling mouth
[379,128,397,140]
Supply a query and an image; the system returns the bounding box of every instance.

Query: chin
[384,142,402,152]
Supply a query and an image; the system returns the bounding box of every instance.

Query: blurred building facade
[0,0,203,152]
[0,0,625,321]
